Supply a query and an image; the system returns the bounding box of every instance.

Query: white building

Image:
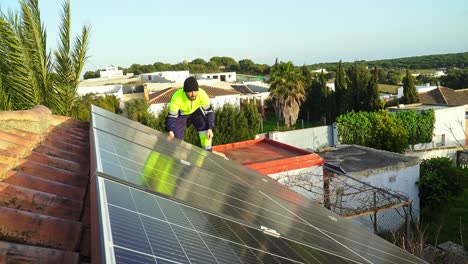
[77,84,123,100]
[140,71,190,83]
[397,83,438,99]
[433,70,446,77]
[99,66,123,78]
[197,72,236,82]
[312,68,328,74]
[319,145,420,233]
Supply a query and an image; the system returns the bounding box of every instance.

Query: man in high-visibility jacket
[166,76,214,151]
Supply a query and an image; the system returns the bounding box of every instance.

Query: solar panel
[99,177,365,263]
[91,105,426,264]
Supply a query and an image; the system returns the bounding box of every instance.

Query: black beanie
[183,76,199,92]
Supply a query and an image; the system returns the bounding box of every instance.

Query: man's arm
[166,97,180,137]
[200,90,214,131]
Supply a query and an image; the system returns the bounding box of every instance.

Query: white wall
[149,103,167,116]
[326,82,335,92]
[348,164,420,233]
[100,67,123,78]
[397,84,438,98]
[199,72,236,82]
[412,105,466,150]
[211,95,240,109]
[406,147,462,163]
[269,125,335,151]
[77,84,123,101]
[140,71,189,82]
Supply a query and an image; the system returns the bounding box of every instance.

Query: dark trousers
[172,108,212,151]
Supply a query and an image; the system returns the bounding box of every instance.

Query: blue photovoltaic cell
[102,179,363,263]
[114,247,156,264]
[92,106,427,264]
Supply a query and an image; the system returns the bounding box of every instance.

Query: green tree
[239,59,255,74]
[337,111,408,153]
[209,56,238,70]
[153,62,173,71]
[402,69,419,104]
[385,70,402,85]
[301,65,312,85]
[418,157,466,211]
[190,58,206,64]
[83,70,100,79]
[72,94,121,122]
[0,0,89,113]
[366,66,381,111]
[125,99,150,123]
[319,70,330,123]
[368,110,408,153]
[334,60,348,115]
[243,102,261,137]
[267,61,306,127]
[212,104,249,145]
[347,62,370,112]
[440,68,468,89]
[53,0,90,116]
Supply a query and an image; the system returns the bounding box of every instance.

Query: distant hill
[309,52,468,70]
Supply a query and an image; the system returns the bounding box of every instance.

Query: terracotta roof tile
[148,85,240,104]
[0,207,82,250]
[0,241,79,263]
[419,86,468,106]
[3,171,84,201]
[0,105,90,263]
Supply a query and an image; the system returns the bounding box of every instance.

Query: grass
[414,69,437,74]
[421,188,468,249]
[260,115,321,133]
[378,83,400,94]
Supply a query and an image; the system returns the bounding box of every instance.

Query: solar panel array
[91,105,426,264]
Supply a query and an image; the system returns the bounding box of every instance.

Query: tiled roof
[0,106,90,263]
[147,85,240,104]
[419,86,468,106]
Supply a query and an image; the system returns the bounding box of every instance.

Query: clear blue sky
[1,0,467,74]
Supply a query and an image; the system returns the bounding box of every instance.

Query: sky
[1,0,467,74]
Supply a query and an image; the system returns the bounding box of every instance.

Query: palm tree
[268,61,306,127]
[0,0,89,115]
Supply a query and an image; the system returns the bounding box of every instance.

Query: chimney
[143,84,149,101]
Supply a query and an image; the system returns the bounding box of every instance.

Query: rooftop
[0,106,90,263]
[419,86,468,106]
[387,103,451,111]
[213,138,324,175]
[318,145,420,177]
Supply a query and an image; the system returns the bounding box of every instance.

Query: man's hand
[167,131,175,141]
[207,129,214,140]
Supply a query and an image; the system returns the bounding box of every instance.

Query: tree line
[309,52,468,71]
[84,57,271,79]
